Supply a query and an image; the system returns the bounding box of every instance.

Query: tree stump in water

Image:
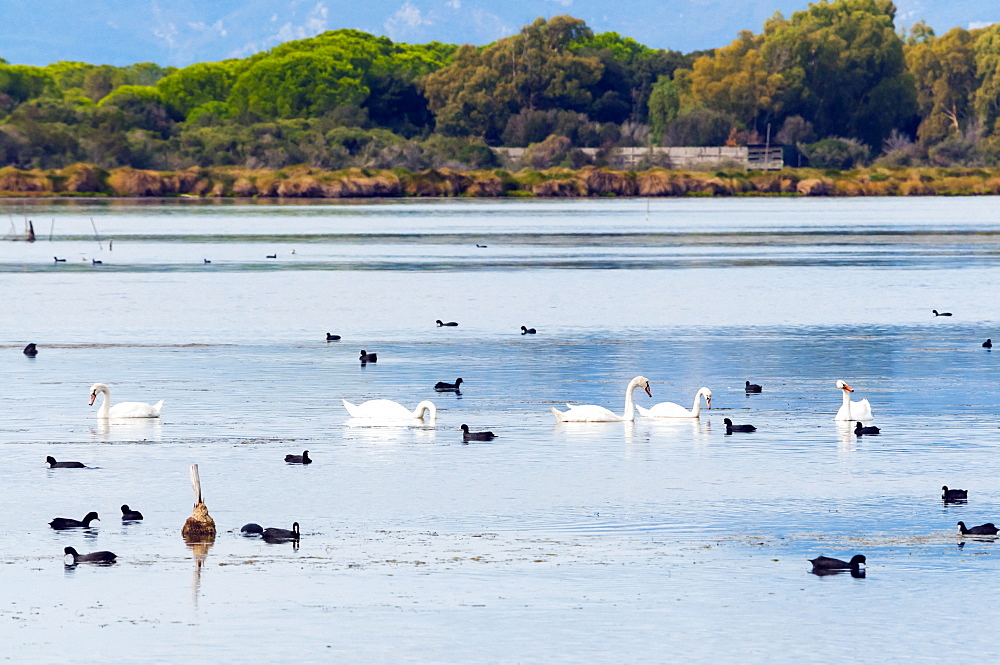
[182,464,216,540]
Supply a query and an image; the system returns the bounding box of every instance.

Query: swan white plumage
[834,380,873,422]
[636,387,712,418]
[89,383,163,418]
[551,376,651,422]
[342,399,436,422]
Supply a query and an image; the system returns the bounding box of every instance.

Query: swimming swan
[89,383,163,418]
[551,376,651,422]
[342,399,437,422]
[834,380,873,422]
[636,387,711,418]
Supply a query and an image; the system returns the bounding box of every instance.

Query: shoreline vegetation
[6,4,1000,180]
[3,164,1000,199]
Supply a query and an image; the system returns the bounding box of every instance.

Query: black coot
[521,326,537,334]
[263,522,300,542]
[723,418,756,433]
[436,320,459,327]
[121,505,143,520]
[49,512,100,529]
[809,554,866,575]
[359,350,377,363]
[983,339,992,349]
[434,378,463,392]
[932,309,952,316]
[284,450,312,464]
[240,523,264,536]
[958,521,998,535]
[461,424,496,442]
[46,456,84,468]
[942,486,968,502]
[854,422,880,435]
[326,333,341,341]
[64,546,116,564]
[744,380,762,393]
[23,343,38,357]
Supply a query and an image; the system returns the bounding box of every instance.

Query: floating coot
[240,523,264,536]
[521,326,537,335]
[854,422,880,436]
[723,418,756,433]
[263,522,300,542]
[359,350,377,363]
[809,554,866,575]
[461,424,496,442]
[434,378,463,392]
[49,512,100,529]
[120,505,143,520]
[983,339,992,349]
[932,309,952,316]
[23,343,38,357]
[326,333,341,341]
[284,450,312,464]
[436,320,459,327]
[942,486,968,502]
[46,456,84,468]
[64,546,116,564]
[744,380,762,393]
[958,521,998,535]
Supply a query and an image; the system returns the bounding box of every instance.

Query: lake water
[3,197,1000,663]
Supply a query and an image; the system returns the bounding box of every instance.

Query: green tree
[97,85,179,136]
[682,30,787,129]
[761,0,916,146]
[157,62,236,117]
[227,52,367,120]
[421,16,603,142]
[973,25,1000,132]
[0,64,56,106]
[906,27,980,144]
[647,76,680,143]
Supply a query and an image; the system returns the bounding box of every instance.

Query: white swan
[89,383,163,418]
[834,380,873,422]
[342,399,436,422]
[636,387,712,418]
[552,376,651,422]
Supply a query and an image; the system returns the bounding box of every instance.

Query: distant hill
[2,0,997,66]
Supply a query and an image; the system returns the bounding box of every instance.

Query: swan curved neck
[95,386,110,418]
[413,401,437,421]
[690,391,704,416]
[623,380,642,421]
[841,389,852,418]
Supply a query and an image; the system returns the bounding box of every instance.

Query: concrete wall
[493,145,783,170]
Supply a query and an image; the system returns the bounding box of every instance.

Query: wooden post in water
[182,464,216,540]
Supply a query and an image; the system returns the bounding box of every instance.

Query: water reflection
[835,423,859,452]
[90,418,163,441]
[810,568,866,578]
[183,536,214,607]
[645,417,711,442]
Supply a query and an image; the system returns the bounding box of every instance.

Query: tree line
[1,0,999,172]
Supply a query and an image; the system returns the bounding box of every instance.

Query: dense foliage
[3,2,1000,172]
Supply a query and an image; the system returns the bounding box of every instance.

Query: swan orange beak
[842,383,854,392]
[88,393,96,406]
[644,385,652,397]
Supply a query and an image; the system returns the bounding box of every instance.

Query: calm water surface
[2,197,1000,663]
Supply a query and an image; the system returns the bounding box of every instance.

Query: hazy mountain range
[3,0,997,67]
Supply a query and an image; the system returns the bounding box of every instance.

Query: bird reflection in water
[184,534,214,606]
[811,567,866,578]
